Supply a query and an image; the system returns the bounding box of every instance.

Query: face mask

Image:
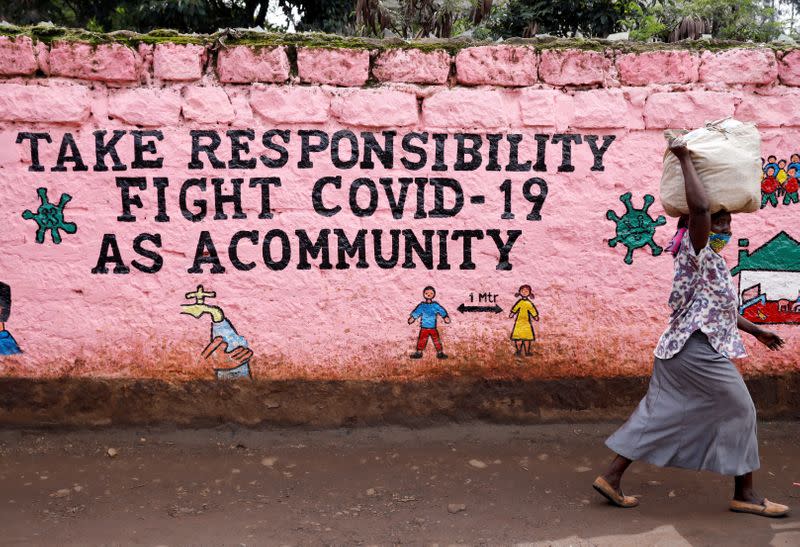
[709,232,731,253]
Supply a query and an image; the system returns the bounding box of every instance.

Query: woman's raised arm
[670,140,710,254]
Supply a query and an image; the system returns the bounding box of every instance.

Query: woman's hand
[669,138,690,160]
[755,328,785,351]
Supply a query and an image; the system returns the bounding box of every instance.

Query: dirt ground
[0,423,798,546]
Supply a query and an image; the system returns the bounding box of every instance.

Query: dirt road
[1,423,798,545]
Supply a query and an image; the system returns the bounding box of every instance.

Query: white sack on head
[660,118,762,217]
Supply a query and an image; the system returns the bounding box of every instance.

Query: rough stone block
[423,88,508,129]
[297,48,370,86]
[137,43,154,76]
[49,41,141,82]
[778,50,800,86]
[182,86,235,124]
[0,36,37,76]
[373,49,450,84]
[154,43,205,81]
[623,87,649,130]
[108,88,181,126]
[250,86,330,124]
[539,49,609,86]
[226,88,255,125]
[616,50,699,85]
[455,45,537,86]
[216,45,290,83]
[519,89,560,127]
[736,91,800,127]
[0,83,91,122]
[699,48,777,85]
[330,88,418,127]
[34,41,49,74]
[644,91,735,129]
[571,89,633,128]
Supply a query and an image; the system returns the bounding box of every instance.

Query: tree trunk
[472,0,494,24]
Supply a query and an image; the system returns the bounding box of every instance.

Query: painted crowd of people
[761,154,800,208]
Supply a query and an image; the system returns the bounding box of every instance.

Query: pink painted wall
[0,36,798,381]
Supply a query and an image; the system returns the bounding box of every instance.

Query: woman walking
[509,285,538,356]
[592,140,790,517]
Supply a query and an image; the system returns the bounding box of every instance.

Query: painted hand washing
[0,35,797,384]
[180,285,254,379]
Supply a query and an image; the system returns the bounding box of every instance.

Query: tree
[288,0,355,34]
[676,0,782,41]
[619,0,785,42]
[0,0,355,33]
[0,0,277,33]
[486,0,632,38]
[0,0,493,38]
[353,1,494,38]
[0,0,793,41]
[781,0,800,36]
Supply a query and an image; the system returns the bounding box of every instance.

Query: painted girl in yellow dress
[509,285,539,356]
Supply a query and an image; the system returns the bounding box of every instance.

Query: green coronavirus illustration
[607,192,666,265]
[22,187,78,245]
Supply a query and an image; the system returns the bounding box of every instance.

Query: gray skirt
[606,330,760,476]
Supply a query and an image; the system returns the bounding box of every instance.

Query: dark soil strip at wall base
[1,374,798,427]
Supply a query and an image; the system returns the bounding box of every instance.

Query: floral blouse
[654,234,746,360]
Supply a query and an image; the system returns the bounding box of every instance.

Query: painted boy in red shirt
[783,166,799,205]
[761,166,780,208]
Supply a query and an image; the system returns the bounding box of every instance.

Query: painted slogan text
[16,129,616,273]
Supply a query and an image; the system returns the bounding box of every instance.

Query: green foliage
[676,0,782,42]
[618,1,669,41]
[353,0,492,39]
[0,1,321,33]
[290,0,355,34]
[618,0,785,43]
[0,0,491,39]
[0,0,793,42]
[486,0,632,38]
[485,0,788,41]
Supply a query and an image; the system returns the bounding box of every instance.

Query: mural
[0,282,22,356]
[0,41,798,388]
[508,285,539,356]
[408,286,451,359]
[732,232,800,325]
[21,187,77,244]
[180,285,254,379]
[761,154,800,209]
[606,192,667,265]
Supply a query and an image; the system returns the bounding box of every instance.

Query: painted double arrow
[457,303,503,314]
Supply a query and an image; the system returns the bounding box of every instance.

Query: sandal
[592,476,639,508]
[730,498,790,518]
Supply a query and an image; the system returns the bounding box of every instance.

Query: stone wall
[0,31,798,424]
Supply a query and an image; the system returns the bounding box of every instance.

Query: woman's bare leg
[734,473,763,504]
[602,454,633,491]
